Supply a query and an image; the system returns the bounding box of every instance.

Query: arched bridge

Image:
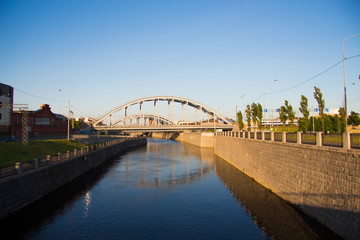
[92,96,233,132]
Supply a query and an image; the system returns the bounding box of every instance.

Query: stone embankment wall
[0,137,147,221]
[71,134,127,145]
[152,132,214,148]
[214,135,359,240]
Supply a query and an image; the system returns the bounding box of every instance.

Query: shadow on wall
[0,153,124,239]
[214,155,345,240]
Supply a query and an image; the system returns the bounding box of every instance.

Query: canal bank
[214,133,359,240]
[0,137,147,221]
[0,138,340,239]
[153,132,356,239]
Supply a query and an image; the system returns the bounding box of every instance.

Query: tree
[237,111,245,130]
[299,95,310,132]
[338,107,346,133]
[313,86,325,132]
[278,100,293,127]
[285,100,295,125]
[257,103,263,130]
[251,102,258,129]
[348,111,360,126]
[245,105,252,131]
[279,105,287,126]
[250,103,263,130]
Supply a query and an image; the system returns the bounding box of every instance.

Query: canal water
[2,138,339,239]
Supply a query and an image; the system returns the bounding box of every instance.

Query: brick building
[11,104,68,138]
[0,83,14,138]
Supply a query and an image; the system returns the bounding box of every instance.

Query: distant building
[0,83,14,137]
[11,104,68,138]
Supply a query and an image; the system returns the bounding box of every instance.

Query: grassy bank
[0,140,86,167]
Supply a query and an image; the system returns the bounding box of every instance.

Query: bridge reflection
[123,139,215,189]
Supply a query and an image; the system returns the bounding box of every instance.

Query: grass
[0,140,86,167]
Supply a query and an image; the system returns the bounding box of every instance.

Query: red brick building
[11,104,67,138]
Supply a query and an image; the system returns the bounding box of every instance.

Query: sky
[1,0,359,122]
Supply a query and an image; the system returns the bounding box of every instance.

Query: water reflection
[82,191,92,217]
[0,138,340,239]
[125,139,215,189]
[214,155,341,240]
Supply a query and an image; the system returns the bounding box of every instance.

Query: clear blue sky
[1,0,359,120]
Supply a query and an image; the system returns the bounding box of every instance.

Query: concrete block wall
[152,132,214,148]
[214,136,360,240]
[0,138,147,220]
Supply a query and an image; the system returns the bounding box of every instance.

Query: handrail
[216,131,360,151]
[0,137,143,180]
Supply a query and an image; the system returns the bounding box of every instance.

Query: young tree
[279,105,287,126]
[257,103,263,130]
[348,111,360,126]
[299,95,310,132]
[237,111,245,130]
[338,107,346,133]
[313,86,325,132]
[285,100,295,125]
[251,102,258,129]
[245,105,252,131]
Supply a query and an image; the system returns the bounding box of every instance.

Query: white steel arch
[112,114,175,126]
[94,96,230,126]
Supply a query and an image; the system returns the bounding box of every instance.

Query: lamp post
[67,98,70,140]
[59,89,71,140]
[343,33,360,129]
[264,79,278,130]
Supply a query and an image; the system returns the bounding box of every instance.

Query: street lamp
[59,89,71,140]
[343,33,360,129]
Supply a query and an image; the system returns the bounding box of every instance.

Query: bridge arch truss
[93,96,231,129]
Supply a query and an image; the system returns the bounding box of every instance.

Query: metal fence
[265,132,271,140]
[218,131,359,151]
[302,133,316,145]
[0,137,139,180]
[274,132,282,142]
[286,133,297,143]
[351,133,360,149]
[256,132,262,140]
[322,133,343,148]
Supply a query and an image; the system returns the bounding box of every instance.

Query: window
[0,113,2,120]
[0,101,2,108]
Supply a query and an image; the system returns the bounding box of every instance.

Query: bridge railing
[0,137,142,180]
[216,131,360,151]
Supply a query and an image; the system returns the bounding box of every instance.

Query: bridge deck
[93,125,233,132]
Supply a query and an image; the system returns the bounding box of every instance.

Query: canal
[2,138,339,239]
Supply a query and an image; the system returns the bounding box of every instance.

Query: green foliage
[245,105,252,130]
[313,86,325,132]
[285,100,295,125]
[250,103,263,130]
[257,103,263,130]
[237,111,245,130]
[279,100,294,126]
[279,105,287,126]
[299,95,310,132]
[309,117,322,131]
[251,103,258,127]
[348,111,360,126]
[72,120,83,129]
[338,107,346,132]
